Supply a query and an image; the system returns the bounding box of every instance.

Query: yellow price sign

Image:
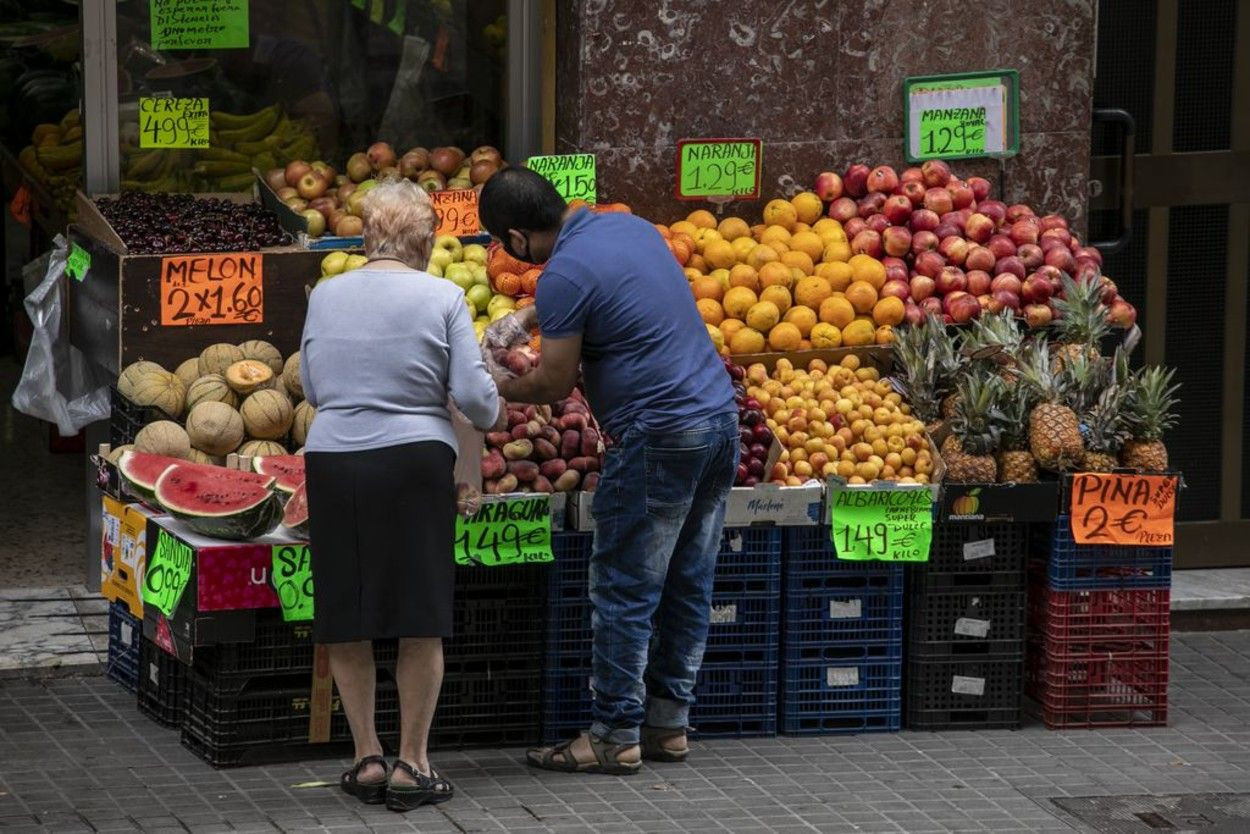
[139,97,210,149]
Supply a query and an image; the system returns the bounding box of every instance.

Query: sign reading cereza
[675,139,763,201]
[139,97,210,149]
[903,70,1019,163]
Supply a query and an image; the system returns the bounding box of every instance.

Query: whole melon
[134,421,191,459]
[241,389,294,439]
[127,370,186,418]
[198,343,245,377]
[225,359,274,395]
[238,339,284,374]
[270,372,289,399]
[105,443,134,464]
[238,439,288,457]
[186,374,238,410]
[173,358,201,390]
[294,446,305,455]
[291,401,316,447]
[186,401,246,456]
[187,448,225,466]
[282,352,304,401]
[117,360,165,399]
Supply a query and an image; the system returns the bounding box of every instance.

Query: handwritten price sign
[526,154,596,204]
[1070,472,1178,546]
[142,528,193,617]
[676,139,762,200]
[271,544,314,622]
[150,0,249,50]
[904,71,1018,163]
[431,189,480,237]
[454,496,553,567]
[160,253,263,326]
[139,97,210,149]
[830,486,933,562]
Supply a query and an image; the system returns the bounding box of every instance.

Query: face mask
[503,231,530,262]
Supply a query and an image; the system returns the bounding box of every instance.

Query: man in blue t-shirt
[481,168,737,775]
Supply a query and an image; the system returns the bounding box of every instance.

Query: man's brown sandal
[641,726,689,763]
[525,732,642,775]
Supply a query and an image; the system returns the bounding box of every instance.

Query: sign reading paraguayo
[676,139,762,200]
[1069,472,1179,547]
[526,154,596,204]
[272,545,314,621]
[150,0,249,50]
[454,496,553,566]
[139,97,210,149]
[904,71,1019,163]
[160,253,263,326]
[142,528,193,617]
[830,486,933,562]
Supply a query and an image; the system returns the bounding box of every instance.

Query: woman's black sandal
[386,760,455,812]
[341,755,389,804]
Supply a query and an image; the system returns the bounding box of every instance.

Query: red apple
[1041,227,1073,248]
[284,160,312,188]
[866,213,890,234]
[988,235,1018,260]
[276,186,298,201]
[899,180,927,206]
[263,167,287,193]
[937,266,968,294]
[1018,243,1044,270]
[1079,246,1104,266]
[910,274,937,301]
[881,279,911,301]
[844,217,868,238]
[966,269,992,296]
[1040,235,1069,253]
[942,209,971,231]
[964,212,995,243]
[1107,299,1137,328]
[968,176,992,202]
[829,197,858,222]
[851,229,883,258]
[1040,214,1069,232]
[858,192,887,218]
[367,141,397,172]
[1022,274,1054,304]
[1025,303,1054,328]
[882,226,913,257]
[938,235,971,266]
[965,246,997,273]
[1044,246,1076,275]
[921,296,945,316]
[933,223,961,241]
[978,200,1007,227]
[1006,204,1036,222]
[1099,276,1119,304]
[991,273,1022,296]
[867,165,899,194]
[910,209,940,232]
[883,257,909,284]
[308,196,336,221]
[943,290,969,312]
[814,171,844,201]
[883,195,913,225]
[924,187,954,215]
[948,293,981,323]
[901,166,924,184]
[992,289,1021,311]
[996,255,1026,280]
[843,164,871,198]
[915,250,946,279]
[921,160,952,188]
[1036,265,1065,290]
[911,230,940,255]
[904,301,925,325]
[1009,218,1041,246]
[948,181,975,209]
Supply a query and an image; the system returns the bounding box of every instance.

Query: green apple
[355,178,379,194]
[466,283,492,312]
[444,262,475,290]
[427,261,443,278]
[428,248,454,271]
[465,296,477,318]
[487,294,516,316]
[473,320,488,341]
[468,262,488,286]
[320,251,349,276]
[434,235,463,262]
[462,243,488,267]
[345,254,369,271]
[489,306,514,323]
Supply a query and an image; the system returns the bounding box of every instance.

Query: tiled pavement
[1,631,1249,833]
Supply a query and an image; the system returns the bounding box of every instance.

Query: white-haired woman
[299,178,503,812]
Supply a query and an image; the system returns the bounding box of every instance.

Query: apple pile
[812,161,1136,328]
[723,357,775,487]
[422,237,521,340]
[350,142,505,194]
[480,394,603,494]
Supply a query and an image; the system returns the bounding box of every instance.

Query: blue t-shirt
[536,209,736,439]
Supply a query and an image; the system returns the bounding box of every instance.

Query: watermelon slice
[155,464,282,541]
[119,450,270,503]
[282,480,309,538]
[253,455,305,495]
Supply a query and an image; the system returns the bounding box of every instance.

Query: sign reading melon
[676,138,762,200]
[139,97,210,149]
[454,496,553,566]
[160,253,263,326]
[142,528,193,617]
[830,486,933,562]
[526,154,596,204]
[1069,473,1178,546]
[272,544,314,622]
[431,189,480,237]
[150,0,250,50]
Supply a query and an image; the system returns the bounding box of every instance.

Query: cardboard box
[254,171,365,251]
[940,481,1060,523]
[100,497,161,615]
[724,483,824,527]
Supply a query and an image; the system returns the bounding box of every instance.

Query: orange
[842,319,876,347]
[720,318,745,341]
[822,240,852,263]
[768,322,803,351]
[816,261,854,292]
[667,238,691,266]
[849,254,887,290]
[703,239,737,270]
[875,325,896,345]
[706,323,725,352]
[760,285,792,314]
[693,226,722,250]
[723,286,758,319]
[819,295,856,328]
[654,224,672,240]
[728,264,761,292]
[729,327,766,355]
[810,322,843,349]
[731,236,757,261]
[687,209,718,229]
[709,268,731,290]
[745,301,781,333]
[670,220,698,239]
[780,250,815,276]
[762,199,798,231]
[794,276,833,309]
[750,223,767,241]
[845,280,878,314]
[758,261,794,290]
[789,230,825,262]
[682,267,702,282]
[790,191,824,225]
[696,298,725,326]
[812,218,842,238]
[872,296,905,326]
[494,271,521,296]
[691,275,724,302]
[760,225,791,247]
[770,240,791,256]
[747,244,780,270]
[783,305,818,338]
[717,216,750,241]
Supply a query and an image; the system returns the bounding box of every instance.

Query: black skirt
[305,441,455,643]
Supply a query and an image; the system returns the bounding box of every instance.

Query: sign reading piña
[1069,473,1178,546]
[160,253,263,326]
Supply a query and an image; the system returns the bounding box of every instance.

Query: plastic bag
[11,235,111,436]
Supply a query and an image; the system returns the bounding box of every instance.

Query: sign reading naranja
[1069,472,1179,547]
[160,253,263,326]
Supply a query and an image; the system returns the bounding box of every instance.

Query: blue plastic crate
[715,527,782,593]
[690,662,777,738]
[106,600,141,694]
[782,526,911,581]
[780,658,902,735]
[1036,517,1173,590]
[783,580,904,651]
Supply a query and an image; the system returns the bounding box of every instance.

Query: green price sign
[454,496,553,567]
[65,242,91,282]
[142,528,194,617]
[139,97,210,149]
[830,486,933,562]
[272,544,314,622]
[526,154,596,204]
[150,0,249,50]
[676,139,762,200]
[904,70,1019,163]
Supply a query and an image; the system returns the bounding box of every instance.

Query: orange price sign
[431,189,480,237]
[1069,472,1179,547]
[160,253,264,326]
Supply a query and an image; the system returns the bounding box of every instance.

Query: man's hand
[483,306,539,349]
[497,333,583,405]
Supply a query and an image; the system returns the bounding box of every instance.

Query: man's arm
[497,333,582,405]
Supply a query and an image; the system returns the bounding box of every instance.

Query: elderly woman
[299,178,502,812]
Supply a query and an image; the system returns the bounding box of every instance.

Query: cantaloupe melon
[238,340,283,374]
[241,389,293,439]
[225,360,274,395]
[186,401,245,456]
[186,448,225,466]
[291,401,315,447]
[127,370,186,418]
[198,343,244,377]
[133,421,191,459]
[282,352,303,401]
[186,374,238,410]
[117,360,165,399]
[174,358,202,390]
[238,439,287,457]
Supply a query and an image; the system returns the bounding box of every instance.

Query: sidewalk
[1,631,1248,833]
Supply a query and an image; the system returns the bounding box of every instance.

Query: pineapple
[1080,383,1131,472]
[942,370,1005,483]
[891,316,945,429]
[996,385,1039,483]
[1051,274,1110,371]
[1016,339,1084,471]
[1120,365,1180,472]
[960,309,1025,381]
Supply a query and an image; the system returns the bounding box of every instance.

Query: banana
[209,103,281,130]
[251,152,278,172]
[125,149,166,180]
[233,135,283,155]
[193,159,252,177]
[278,136,317,163]
[197,146,251,163]
[36,143,82,171]
[214,173,256,191]
[31,122,60,143]
[60,125,82,144]
[214,108,281,145]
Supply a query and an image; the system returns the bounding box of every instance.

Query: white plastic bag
[11,235,111,436]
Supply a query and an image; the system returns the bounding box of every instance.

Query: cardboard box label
[724,484,822,527]
[709,603,738,625]
[829,599,863,619]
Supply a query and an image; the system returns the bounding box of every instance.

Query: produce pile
[481,393,603,495]
[112,340,311,464]
[723,357,775,487]
[15,109,81,219]
[95,193,291,254]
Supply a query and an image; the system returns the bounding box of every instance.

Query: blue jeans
[588,412,739,744]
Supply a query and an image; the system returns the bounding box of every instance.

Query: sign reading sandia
[271,544,313,621]
[1069,473,1178,546]
[675,139,763,200]
[142,527,193,617]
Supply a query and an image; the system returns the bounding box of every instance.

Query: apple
[924,187,954,215]
[882,226,913,257]
[920,296,944,316]
[1040,236,1069,254]
[948,180,975,209]
[866,214,890,234]
[1009,218,1041,246]
[867,165,899,194]
[901,166,924,184]
[444,262,476,290]
[995,255,1026,280]
[1099,276,1119,303]
[467,263,489,287]
[988,235,1018,260]
[911,230,940,255]
[1078,246,1104,266]
[327,209,346,229]
[964,212,995,243]
[297,172,329,201]
[367,141,397,172]
[938,235,970,266]
[968,176,992,202]
[883,257,909,284]
[978,200,1007,227]
[1024,303,1054,328]
[844,217,868,238]
[899,180,927,207]
[992,289,1021,311]
[417,170,446,193]
[1041,227,1073,248]
[276,186,299,201]
[462,243,488,266]
[814,171,844,201]
[466,283,492,312]
[937,266,967,295]
[283,197,308,212]
[933,223,961,242]
[1022,274,1054,304]
[310,161,337,183]
[434,234,463,261]
[1040,214,1069,232]
[966,269,992,296]
[1018,243,1044,270]
[1077,260,1102,286]
[263,167,287,193]
[1036,265,1065,291]
[345,153,371,183]
[334,215,363,236]
[308,196,336,221]
[1107,299,1137,328]
[346,189,368,217]
[991,273,1023,296]
[948,293,981,323]
[910,274,937,301]
[284,160,312,188]
[904,301,925,325]
[851,229,883,258]
[915,250,946,279]
[883,195,913,225]
[966,246,996,273]
[910,209,940,233]
[399,151,426,180]
[828,196,858,222]
[300,208,326,238]
[843,164,871,198]
[1006,204,1036,222]
[1044,246,1076,275]
[921,160,952,188]
[978,294,994,312]
[858,192,887,218]
[881,279,911,301]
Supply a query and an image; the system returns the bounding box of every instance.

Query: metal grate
[1172,0,1236,152]
[1165,205,1230,521]
[1052,793,1250,832]
[1092,0,1157,155]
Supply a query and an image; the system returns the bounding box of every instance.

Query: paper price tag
[141,528,192,618]
[826,667,860,687]
[139,97,209,149]
[66,243,91,282]
[951,675,987,696]
[954,617,991,638]
[963,539,996,561]
[150,0,249,50]
[709,604,738,625]
[676,138,762,200]
[454,496,553,566]
[120,622,133,646]
[272,545,314,622]
[830,486,933,562]
[829,599,863,619]
[1070,473,1178,546]
[160,253,263,326]
[526,154,596,204]
[904,71,1018,163]
[431,189,480,237]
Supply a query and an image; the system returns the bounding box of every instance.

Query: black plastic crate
[924,521,1030,575]
[908,567,1025,592]
[110,386,166,447]
[137,636,188,728]
[106,600,141,694]
[783,578,904,650]
[904,658,1023,730]
[779,658,902,735]
[906,588,1026,658]
[431,670,542,750]
[541,668,593,743]
[689,662,777,738]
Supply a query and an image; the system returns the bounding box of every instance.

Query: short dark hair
[479,167,567,237]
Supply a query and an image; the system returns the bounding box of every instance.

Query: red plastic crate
[1025,646,1168,728]
[1028,586,1171,656]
